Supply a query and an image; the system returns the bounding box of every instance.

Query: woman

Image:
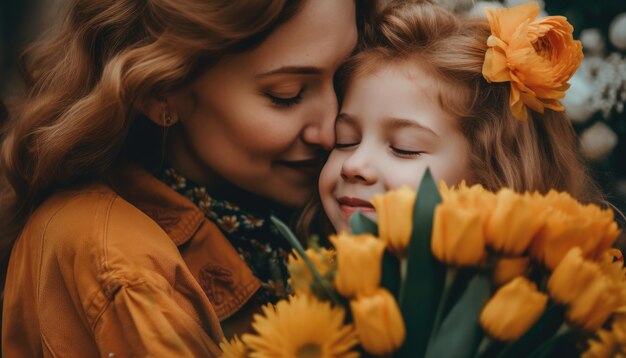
[0,0,373,355]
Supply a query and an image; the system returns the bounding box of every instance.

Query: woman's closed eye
[267,89,303,107]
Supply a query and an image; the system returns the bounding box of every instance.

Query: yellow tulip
[287,248,335,296]
[370,186,416,257]
[548,247,602,304]
[330,232,385,297]
[431,202,486,266]
[530,191,620,270]
[493,257,531,286]
[480,277,548,341]
[548,247,622,331]
[486,190,545,255]
[567,275,622,331]
[350,288,405,355]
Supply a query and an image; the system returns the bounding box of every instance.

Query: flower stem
[270,216,342,305]
[426,268,459,349]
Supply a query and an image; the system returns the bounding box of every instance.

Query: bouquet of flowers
[219,169,625,357]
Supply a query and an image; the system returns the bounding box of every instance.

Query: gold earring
[162,111,173,126]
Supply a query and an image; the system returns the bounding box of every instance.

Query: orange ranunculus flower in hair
[371,186,416,258]
[482,2,583,121]
[480,276,548,341]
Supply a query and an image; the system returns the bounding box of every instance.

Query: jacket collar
[108,162,204,246]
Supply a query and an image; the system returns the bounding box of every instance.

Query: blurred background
[1,0,625,215]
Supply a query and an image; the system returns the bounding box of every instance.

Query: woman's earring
[162,110,173,127]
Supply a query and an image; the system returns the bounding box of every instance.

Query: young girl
[318,1,602,232]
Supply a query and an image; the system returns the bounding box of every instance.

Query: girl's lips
[338,196,375,216]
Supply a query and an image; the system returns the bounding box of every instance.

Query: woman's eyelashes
[266,88,304,107]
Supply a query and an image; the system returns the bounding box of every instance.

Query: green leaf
[425,274,492,358]
[349,211,378,236]
[397,168,445,358]
[496,303,565,358]
[270,215,341,305]
[382,251,401,298]
[527,330,577,358]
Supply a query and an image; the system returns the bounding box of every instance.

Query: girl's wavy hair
[0,0,375,308]
[298,0,606,238]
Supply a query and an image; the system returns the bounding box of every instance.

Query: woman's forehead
[239,0,357,77]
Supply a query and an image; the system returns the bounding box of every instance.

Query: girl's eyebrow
[383,117,439,138]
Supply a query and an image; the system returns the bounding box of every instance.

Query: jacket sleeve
[92,267,223,357]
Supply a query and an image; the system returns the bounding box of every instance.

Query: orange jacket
[2,163,262,357]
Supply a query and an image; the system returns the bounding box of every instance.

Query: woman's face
[169,0,357,207]
[319,62,472,232]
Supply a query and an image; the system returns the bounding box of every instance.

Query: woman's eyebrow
[383,117,439,138]
[255,66,323,78]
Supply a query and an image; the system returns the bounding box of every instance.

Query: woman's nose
[301,86,338,151]
[340,148,377,185]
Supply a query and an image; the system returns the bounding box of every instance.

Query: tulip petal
[495,3,541,41]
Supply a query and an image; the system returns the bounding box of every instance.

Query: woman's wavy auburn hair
[298,1,604,238]
[0,0,375,303]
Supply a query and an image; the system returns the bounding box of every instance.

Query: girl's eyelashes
[390,146,424,158]
[267,89,303,107]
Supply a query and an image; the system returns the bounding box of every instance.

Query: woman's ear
[142,89,194,127]
[143,99,178,127]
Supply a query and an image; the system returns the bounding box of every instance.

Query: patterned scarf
[160,167,294,305]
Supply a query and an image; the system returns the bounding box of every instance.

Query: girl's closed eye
[390,146,425,158]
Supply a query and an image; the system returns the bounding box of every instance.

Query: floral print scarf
[160,167,293,305]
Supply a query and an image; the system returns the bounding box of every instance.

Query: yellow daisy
[242,295,358,358]
[219,335,248,358]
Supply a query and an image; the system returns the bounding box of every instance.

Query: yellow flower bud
[530,191,621,270]
[287,248,335,296]
[350,288,405,355]
[480,277,548,341]
[370,186,416,258]
[548,247,602,304]
[548,247,622,331]
[493,257,531,286]
[486,190,545,255]
[431,202,486,266]
[567,275,622,331]
[330,232,385,297]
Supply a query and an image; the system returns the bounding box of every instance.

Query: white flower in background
[580,28,606,56]
[579,121,619,162]
[504,0,545,9]
[609,12,626,50]
[465,1,504,19]
[562,71,596,124]
[433,0,474,13]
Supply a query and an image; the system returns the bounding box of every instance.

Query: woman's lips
[338,196,375,216]
[276,158,323,175]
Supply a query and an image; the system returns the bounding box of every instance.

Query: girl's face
[168,0,356,208]
[319,62,472,232]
